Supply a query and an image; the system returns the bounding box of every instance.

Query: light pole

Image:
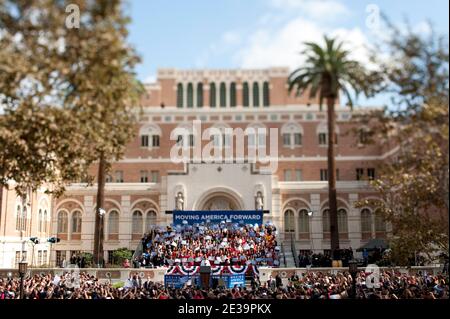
[18,260,28,299]
[305,210,315,267]
[348,259,358,299]
[29,237,39,268]
[97,208,106,268]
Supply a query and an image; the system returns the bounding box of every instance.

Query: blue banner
[173,210,263,226]
[164,274,245,289]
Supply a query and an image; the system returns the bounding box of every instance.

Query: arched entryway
[194,187,245,211]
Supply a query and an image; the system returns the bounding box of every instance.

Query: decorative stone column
[82,196,94,252]
[119,195,131,249]
[348,193,361,252]
[310,194,322,253]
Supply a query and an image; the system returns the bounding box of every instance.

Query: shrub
[112,248,133,265]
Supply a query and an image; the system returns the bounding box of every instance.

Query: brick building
[0,67,397,268]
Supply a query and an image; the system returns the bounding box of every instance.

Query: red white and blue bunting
[165,265,259,276]
[228,264,248,275]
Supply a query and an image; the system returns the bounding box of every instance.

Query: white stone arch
[130,198,160,214]
[245,122,267,147]
[175,122,194,133]
[316,121,340,134]
[282,197,312,211]
[38,197,49,209]
[281,122,304,135]
[193,186,245,211]
[319,197,351,212]
[104,198,122,212]
[253,183,266,197]
[139,123,162,136]
[55,198,85,214]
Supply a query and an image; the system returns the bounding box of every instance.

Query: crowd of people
[298,249,355,268]
[1,270,448,299]
[132,221,280,268]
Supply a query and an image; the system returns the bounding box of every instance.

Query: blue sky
[126,0,449,106]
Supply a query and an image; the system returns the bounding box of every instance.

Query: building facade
[0,67,397,268]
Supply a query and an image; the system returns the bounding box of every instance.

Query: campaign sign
[164,275,195,288]
[173,210,263,226]
[228,274,245,288]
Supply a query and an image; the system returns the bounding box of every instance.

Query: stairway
[281,250,296,268]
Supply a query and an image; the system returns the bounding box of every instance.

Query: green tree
[0,1,143,266]
[288,36,379,259]
[60,0,143,267]
[0,0,94,196]
[355,19,449,265]
[112,247,133,265]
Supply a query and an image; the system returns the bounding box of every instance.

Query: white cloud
[195,31,242,67]
[222,31,241,46]
[233,18,322,69]
[233,17,371,70]
[143,73,156,84]
[270,0,350,20]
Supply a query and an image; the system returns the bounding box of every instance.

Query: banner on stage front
[173,210,263,226]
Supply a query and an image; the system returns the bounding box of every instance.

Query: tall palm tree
[288,36,374,261]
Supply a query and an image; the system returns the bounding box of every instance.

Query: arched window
[108,210,119,235]
[298,209,310,234]
[16,205,21,231]
[284,209,295,233]
[253,82,260,107]
[187,83,194,108]
[230,82,237,107]
[210,83,216,107]
[263,81,270,107]
[220,82,226,107]
[132,211,143,234]
[375,210,386,232]
[281,122,303,148]
[322,209,330,233]
[146,210,157,231]
[43,210,48,233]
[243,82,249,107]
[139,124,162,148]
[317,122,340,146]
[38,209,43,232]
[57,211,68,233]
[361,209,372,233]
[246,123,267,148]
[21,206,27,231]
[72,210,82,233]
[177,83,183,108]
[197,83,203,107]
[338,209,348,233]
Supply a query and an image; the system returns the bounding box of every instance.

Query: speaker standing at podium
[201,258,211,266]
[199,265,211,289]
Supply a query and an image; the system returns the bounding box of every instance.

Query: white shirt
[201,259,211,266]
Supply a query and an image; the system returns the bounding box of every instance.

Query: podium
[199,266,211,289]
